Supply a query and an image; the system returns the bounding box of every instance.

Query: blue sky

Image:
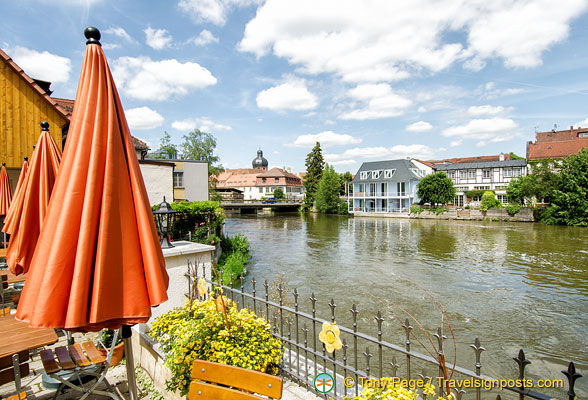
[2,0,588,173]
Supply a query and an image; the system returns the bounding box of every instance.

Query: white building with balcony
[349,159,433,214]
[434,158,528,206]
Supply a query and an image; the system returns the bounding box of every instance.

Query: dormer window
[360,171,368,180]
[372,170,382,179]
[579,132,588,138]
[384,169,395,178]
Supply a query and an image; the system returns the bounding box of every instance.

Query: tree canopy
[150,131,177,159]
[506,162,558,205]
[339,171,353,195]
[303,142,324,207]
[416,172,456,206]
[315,164,341,214]
[181,129,223,175]
[542,148,588,226]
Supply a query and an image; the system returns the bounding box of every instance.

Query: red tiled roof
[52,97,75,117]
[131,136,150,150]
[427,154,511,165]
[528,139,588,160]
[0,49,70,120]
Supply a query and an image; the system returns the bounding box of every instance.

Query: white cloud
[112,57,217,101]
[450,139,463,147]
[239,1,586,83]
[330,160,357,166]
[104,27,134,43]
[178,0,262,26]
[483,82,524,99]
[125,107,164,130]
[287,131,362,148]
[325,144,440,163]
[102,43,121,50]
[468,105,508,116]
[256,80,318,111]
[172,117,232,133]
[7,46,71,83]
[190,30,219,46]
[406,121,433,132]
[441,118,518,146]
[144,27,173,50]
[574,116,588,128]
[339,84,412,120]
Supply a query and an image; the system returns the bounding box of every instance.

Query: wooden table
[0,270,26,284]
[0,315,58,359]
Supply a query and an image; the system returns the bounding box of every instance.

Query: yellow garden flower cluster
[342,377,451,400]
[149,297,282,396]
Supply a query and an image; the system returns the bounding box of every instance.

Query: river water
[224,213,587,397]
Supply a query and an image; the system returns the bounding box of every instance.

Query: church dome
[252,149,268,169]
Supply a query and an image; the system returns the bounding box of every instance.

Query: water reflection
[225,214,588,397]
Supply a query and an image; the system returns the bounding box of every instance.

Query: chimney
[499,152,505,161]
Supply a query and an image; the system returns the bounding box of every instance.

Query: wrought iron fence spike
[512,349,531,379]
[329,298,336,322]
[561,361,581,400]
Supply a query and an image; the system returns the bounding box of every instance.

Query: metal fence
[185,263,582,400]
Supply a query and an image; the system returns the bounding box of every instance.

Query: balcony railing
[186,263,583,399]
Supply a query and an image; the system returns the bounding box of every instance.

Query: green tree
[339,171,353,195]
[303,142,324,207]
[531,162,559,203]
[181,129,223,176]
[542,148,588,226]
[315,164,341,213]
[150,131,178,159]
[506,175,536,205]
[273,188,285,200]
[416,172,456,206]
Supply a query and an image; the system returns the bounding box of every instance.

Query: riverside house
[349,159,433,214]
[434,156,528,206]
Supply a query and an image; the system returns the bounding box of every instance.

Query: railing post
[375,311,384,379]
[264,280,269,323]
[350,303,359,395]
[251,277,257,315]
[470,337,485,400]
[434,327,447,398]
[513,349,531,400]
[403,318,413,380]
[562,362,581,400]
[294,288,300,378]
[310,292,318,375]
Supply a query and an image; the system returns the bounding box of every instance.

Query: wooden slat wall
[0,60,67,168]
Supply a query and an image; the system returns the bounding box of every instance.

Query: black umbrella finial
[24,157,28,162]
[40,121,49,131]
[85,26,101,46]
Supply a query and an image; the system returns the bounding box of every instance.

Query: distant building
[215,149,303,200]
[433,153,528,206]
[527,126,588,161]
[349,159,433,214]
[170,159,209,202]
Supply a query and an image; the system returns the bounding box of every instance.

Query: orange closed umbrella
[0,163,12,248]
[5,123,61,275]
[0,164,11,216]
[2,157,29,236]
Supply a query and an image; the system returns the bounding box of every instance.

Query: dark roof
[257,167,300,180]
[434,159,527,171]
[351,159,422,183]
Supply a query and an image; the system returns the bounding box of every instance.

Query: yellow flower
[215,295,226,313]
[197,278,207,297]
[319,321,343,353]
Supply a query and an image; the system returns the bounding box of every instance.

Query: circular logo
[314,372,334,393]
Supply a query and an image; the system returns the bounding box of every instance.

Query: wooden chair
[188,359,283,400]
[40,329,121,399]
[0,351,29,400]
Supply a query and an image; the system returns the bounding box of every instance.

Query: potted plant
[97,329,124,366]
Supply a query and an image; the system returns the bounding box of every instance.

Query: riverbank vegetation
[218,233,249,284]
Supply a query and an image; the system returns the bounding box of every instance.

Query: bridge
[220,199,302,213]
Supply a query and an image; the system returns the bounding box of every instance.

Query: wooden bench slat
[54,346,76,370]
[0,351,29,370]
[0,363,29,386]
[69,343,91,367]
[188,381,264,400]
[191,360,282,399]
[81,342,106,364]
[40,349,60,374]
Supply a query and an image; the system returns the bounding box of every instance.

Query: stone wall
[353,207,534,222]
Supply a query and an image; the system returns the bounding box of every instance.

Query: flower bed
[149,297,282,396]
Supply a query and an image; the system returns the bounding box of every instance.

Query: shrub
[218,234,250,284]
[149,298,282,396]
[410,206,425,214]
[505,204,522,216]
[480,191,501,211]
[338,199,349,215]
[433,207,448,215]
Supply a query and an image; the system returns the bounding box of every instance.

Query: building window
[262,178,266,183]
[483,169,490,178]
[258,187,263,193]
[496,194,508,204]
[504,168,512,177]
[372,170,382,179]
[579,132,588,138]
[474,186,490,190]
[397,182,405,195]
[360,171,368,180]
[513,167,521,177]
[384,169,396,178]
[173,171,183,187]
[447,171,455,179]
[468,170,476,179]
[455,195,464,207]
[275,178,279,183]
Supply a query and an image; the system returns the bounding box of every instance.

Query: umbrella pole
[122,325,138,400]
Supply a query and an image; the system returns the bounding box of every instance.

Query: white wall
[184,161,209,202]
[139,163,174,206]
